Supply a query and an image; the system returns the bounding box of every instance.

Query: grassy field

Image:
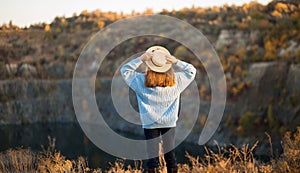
[0,127,299,173]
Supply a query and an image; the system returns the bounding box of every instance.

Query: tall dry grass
[272,127,300,173]
[0,148,36,172]
[0,127,299,173]
[178,141,259,173]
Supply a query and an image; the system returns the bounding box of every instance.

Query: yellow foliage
[97,20,105,29]
[238,22,249,29]
[61,17,66,24]
[264,40,277,60]
[199,85,206,98]
[275,2,289,12]
[259,19,271,28]
[272,10,282,18]
[237,82,244,91]
[199,116,207,127]
[234,66,242,75]
[212,7,220,12]
[44,24,51,32]
[144,8,154,15]
[80,10,89,16]
[82,99,88,110]
[242,3,250,12]
[231,87,239,96]
[228,55,240,64]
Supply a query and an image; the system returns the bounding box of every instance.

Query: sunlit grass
[0,127,299,173]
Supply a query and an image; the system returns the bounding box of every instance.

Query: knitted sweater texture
[120,57,196,129]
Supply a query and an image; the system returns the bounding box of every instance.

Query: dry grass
[105,160,143,173]
[178,141,259,173]
[0,127,300,173]
[272,127,300,173]
[0,148,36,172]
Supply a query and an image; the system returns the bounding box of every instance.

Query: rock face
[226,62,300,130]
[234,62,299,123]
[0,62,300,156]
[5,64,18,76]
[18,64,37,78]
[0,80,74,124]
[239,62,289,113]
[206,62,300,155]
[286,64,300,98]
[215,30,248,50]
[45,62,66,78]
[285,64,300,122]
[279,40,300,58]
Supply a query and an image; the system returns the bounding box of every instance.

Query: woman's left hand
[165,54,178,64]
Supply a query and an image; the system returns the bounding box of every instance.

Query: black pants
[144,128,177,169]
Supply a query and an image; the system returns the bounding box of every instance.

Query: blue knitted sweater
[120,57,196,129]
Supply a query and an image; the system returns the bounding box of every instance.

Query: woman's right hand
[140,52,152,61]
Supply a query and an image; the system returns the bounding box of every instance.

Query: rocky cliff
[0,61,299,155]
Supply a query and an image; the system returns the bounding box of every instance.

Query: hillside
[0,0,300,162]
[0,1,299,98]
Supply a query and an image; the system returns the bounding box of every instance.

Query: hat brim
[146,46,171,55]
[145,60,172,73]
[144,45,172,73]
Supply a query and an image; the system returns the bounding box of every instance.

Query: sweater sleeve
[175,60,197,92]
[120,57,143,92]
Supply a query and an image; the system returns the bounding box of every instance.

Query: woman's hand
[140,52,152,61]
[165,54,178,64]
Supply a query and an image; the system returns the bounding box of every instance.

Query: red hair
[145,68,175,87]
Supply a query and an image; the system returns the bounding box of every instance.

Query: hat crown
[151,50,167,67]
[145,45,172,73]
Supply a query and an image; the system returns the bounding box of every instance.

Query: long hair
[145,68,175,87]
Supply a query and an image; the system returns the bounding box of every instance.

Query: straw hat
[145,46,172,73]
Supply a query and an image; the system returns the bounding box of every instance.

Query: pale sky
[0,0,273,27]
